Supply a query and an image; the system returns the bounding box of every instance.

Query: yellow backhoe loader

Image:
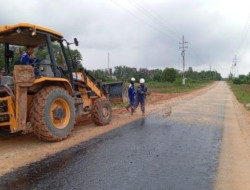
[0,23,118,141]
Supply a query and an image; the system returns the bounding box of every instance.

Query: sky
[1,0,250,78]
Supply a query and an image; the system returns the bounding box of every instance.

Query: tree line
[89,66,222,83]
[231,73,250,85]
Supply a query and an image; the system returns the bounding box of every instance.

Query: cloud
[0,0,249,77]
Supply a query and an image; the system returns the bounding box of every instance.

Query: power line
[237,12,250,56]
[233,11,250,77]
[110,0,206,68]
[126,0,180,41]
[109,0,179,42]
[127,0,208,65]
[126,0,207,66]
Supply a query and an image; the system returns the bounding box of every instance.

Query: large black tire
[91,98,112,126]
[30,86,75,142]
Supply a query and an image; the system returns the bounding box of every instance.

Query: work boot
[125,106,129,112]
[142,111,145,116]
[131,108,134,115]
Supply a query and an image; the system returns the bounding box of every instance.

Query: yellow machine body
[0,23,113,141]
[0,65,76,133]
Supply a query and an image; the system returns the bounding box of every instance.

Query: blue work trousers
[135,99,145,112]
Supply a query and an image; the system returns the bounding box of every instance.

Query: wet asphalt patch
[0,111,223,190]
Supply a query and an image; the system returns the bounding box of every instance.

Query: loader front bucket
[103,82,124,103]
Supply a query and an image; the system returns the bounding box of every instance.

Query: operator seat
[0,76,14,99]
[1,76,14,88]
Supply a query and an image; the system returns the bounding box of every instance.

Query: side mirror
[74,38,79,46]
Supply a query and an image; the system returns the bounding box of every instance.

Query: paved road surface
[0,82,246,190]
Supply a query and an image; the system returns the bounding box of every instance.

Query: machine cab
[0,23,77,87]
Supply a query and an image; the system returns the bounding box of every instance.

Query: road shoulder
[215,83,250,190]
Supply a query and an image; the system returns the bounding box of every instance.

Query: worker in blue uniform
[135,78,147,116]
[126,77,136,115]
[20,45,40,77]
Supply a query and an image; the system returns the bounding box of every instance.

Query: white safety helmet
[140,78,145,84]
[131,77,136,82]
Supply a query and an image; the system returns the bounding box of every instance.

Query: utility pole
[179,35,188,85]
[210,64,212,80]
[108,52,109,71]
[231,64,234,78]
[232,55,238,78]
[121,65,123,80]
[108,52,111,76]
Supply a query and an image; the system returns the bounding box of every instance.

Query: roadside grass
[112,102,128,108]
[146,80,212,93]
[112,80,213,108]
[228,81,250,110]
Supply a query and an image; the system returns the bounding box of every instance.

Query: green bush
[233,78,242,85]
[174,77,182,85]
[233,74,250,85]
[163,68,178,83]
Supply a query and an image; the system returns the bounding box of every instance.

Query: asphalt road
[0,82,229,190]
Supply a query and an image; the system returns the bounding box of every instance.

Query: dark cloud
[0,0,249,77]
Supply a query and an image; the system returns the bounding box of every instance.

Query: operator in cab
[20,45,40,77]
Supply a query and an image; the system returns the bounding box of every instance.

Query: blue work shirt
[128,83,136,102]
[136,85,147,102]
[20,53,40,76]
